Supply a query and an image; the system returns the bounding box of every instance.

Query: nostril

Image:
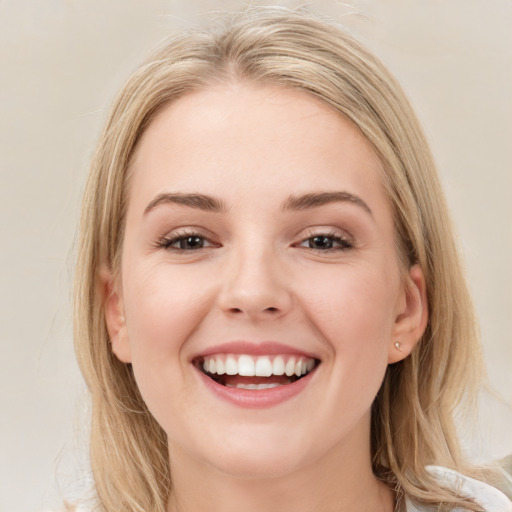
[226,306,280,316]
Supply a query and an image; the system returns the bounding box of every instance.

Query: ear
[97,266,132,363]
[388,264,428,364]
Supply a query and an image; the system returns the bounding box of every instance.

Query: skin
[102,82,428,512]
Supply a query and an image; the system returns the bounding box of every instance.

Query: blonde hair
[75,8,487,512]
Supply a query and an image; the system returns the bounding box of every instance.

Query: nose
[217,247,293,321]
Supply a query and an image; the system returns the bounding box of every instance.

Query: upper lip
[191,341,319,361]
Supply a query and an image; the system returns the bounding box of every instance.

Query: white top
[51,465,512,512]
[405,466,512,512]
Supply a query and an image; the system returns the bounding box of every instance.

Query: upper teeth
[202,354,315,378]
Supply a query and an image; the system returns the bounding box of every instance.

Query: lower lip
[195,367,316,409]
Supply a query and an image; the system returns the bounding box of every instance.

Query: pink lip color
[194,363,317,409]
[192,341,319,408]
[193,341,318,359]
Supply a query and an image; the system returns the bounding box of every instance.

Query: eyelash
[155,229,217,253]
[155,229,354,254]
[296,231,354,252]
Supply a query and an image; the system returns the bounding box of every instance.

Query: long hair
[74,8,487,511]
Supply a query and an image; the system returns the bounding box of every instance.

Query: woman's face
[104,82,426,478]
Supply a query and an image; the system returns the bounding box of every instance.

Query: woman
[74,8,512,512]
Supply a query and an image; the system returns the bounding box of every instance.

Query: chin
[193,426,318,480]
[209,451,307,481]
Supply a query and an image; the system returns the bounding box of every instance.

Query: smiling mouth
[194,354,320,389]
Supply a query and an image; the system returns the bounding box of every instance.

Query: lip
[192,340,319,359]
[191,341,320,408]
[194,363,317,409]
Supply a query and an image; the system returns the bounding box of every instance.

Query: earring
[394,341,402,351]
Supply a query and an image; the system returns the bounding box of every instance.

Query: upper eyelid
[295,226,354,242]
[161,226,216,240]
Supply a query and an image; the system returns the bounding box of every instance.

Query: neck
[166,416,395,512]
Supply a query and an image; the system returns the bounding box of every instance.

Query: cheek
[120,264,214,407]
[119,267,219,437]
[123,264,211,348]
[301,262,398,343]
[298,262,397,387]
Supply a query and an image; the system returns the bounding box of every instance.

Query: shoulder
[404,465,512,512]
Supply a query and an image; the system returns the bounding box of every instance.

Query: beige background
[0,1,511,511]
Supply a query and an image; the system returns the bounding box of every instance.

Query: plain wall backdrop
[0,1,511,511]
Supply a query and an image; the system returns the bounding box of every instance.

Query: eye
[298,233,353,251]
[171,235,207,250]
[155,231,217,252]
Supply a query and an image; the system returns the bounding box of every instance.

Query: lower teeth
[226,382,284,390]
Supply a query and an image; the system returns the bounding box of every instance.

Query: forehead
[127,82,386,212]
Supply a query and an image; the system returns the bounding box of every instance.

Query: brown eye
[299,234,353,251]
[176,235,205,250]
[157,232,216,252]
[309,236,335,249]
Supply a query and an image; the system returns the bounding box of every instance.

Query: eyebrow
[144,193,227,214]
[144,190,373,217]
[281,191,373,216]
